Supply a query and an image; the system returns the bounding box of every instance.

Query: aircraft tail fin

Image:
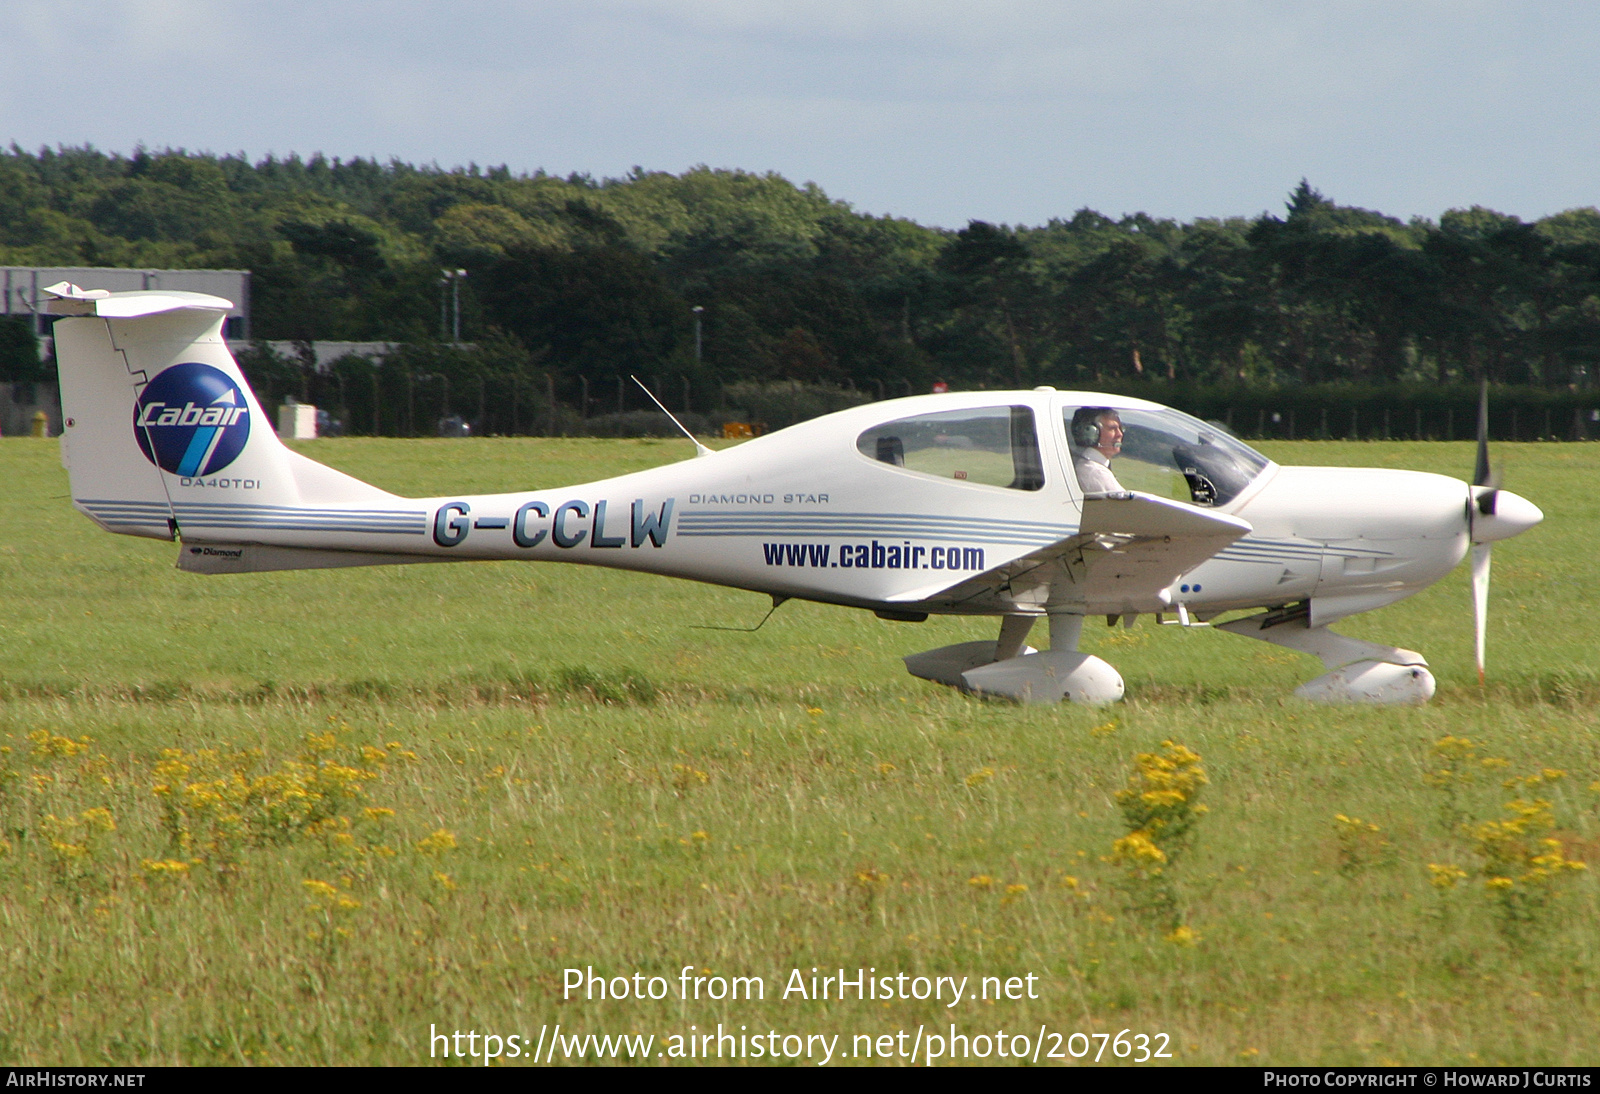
[49,284,398,542]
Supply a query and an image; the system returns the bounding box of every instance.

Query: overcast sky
[5,0,1597,229]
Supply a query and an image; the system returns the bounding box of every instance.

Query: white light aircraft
[46,284,1543,705]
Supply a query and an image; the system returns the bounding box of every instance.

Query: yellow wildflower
[140,858,192,876]
[1109,829,1168,871]
[80,807,115,833]
[415,829,457,855]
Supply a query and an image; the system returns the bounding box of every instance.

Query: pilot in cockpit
[1069,406,1125,494]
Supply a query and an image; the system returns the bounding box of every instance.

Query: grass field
[1,434,1598,1067]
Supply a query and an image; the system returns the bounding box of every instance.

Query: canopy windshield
[1064,405,1269,507]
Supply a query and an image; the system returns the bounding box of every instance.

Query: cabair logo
[133,362,251,477]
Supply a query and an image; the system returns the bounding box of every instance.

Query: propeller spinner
[1467,380,1544,682]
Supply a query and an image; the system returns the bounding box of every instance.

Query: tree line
[3,146,1599,435]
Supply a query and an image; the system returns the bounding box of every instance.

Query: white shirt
[1073,447,1123,494]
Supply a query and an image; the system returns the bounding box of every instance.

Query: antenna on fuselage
[631,375,713,458]
[692,595,789,633]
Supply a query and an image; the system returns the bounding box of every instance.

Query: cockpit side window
[857,406,1045,491]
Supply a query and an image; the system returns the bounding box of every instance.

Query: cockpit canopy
[852,397,1270,508]
[1065,404,1269,507]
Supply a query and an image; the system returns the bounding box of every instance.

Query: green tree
[0,316,41,381]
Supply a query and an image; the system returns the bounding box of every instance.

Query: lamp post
[369,365,381,436]
[440,269,467,343]
[692,305,704,365]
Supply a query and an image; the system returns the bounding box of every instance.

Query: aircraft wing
[886,492,1251,616]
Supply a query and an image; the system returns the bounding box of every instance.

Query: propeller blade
[1469,380,1502,531]
[1471,542,1492,684]
[1473,378,1492,487]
